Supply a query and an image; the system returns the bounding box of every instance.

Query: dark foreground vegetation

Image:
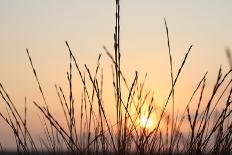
[0,0,232,154]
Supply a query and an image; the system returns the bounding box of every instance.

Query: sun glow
[140,115,153,129]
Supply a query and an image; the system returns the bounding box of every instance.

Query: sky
[0,0,232,149]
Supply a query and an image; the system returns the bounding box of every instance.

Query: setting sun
[140,115,153,129]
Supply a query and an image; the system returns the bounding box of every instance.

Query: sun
[140,115,153,129]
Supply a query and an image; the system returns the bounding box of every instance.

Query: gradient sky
[0,0,232,149]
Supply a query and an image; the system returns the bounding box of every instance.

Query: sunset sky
[0,0,232,149]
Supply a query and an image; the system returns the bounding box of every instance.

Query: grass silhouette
[0,0,232,154]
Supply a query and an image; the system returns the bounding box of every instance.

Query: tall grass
[0,0,232,154]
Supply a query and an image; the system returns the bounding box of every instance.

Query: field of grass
[0,0,232,154]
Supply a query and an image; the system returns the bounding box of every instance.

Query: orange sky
[0,0,231,149]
